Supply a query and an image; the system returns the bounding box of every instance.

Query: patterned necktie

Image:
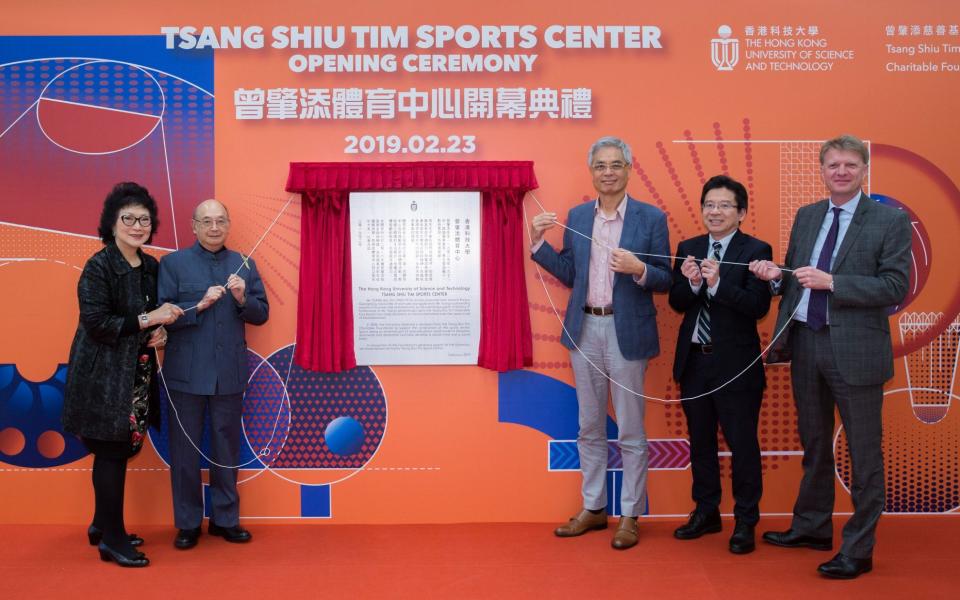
[806,207,843,331]
[695,241,724,344]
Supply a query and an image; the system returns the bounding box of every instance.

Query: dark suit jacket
[532,195,671,361]
[159,242,269,396]
[669,230,772,390]
[767,194,912,385]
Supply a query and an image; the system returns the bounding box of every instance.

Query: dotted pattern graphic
[741,118,758,232]
[655,141,697,227]
[0,55,214,249]
[833,312,960,513]
[835,396,960,513]
[633,163,680,238]
[42,62,163,114]
[529,361,571,370]
[242,351,290,465]
[267,346,386,469]
[681,129,707,186]
[713,122,729,176]
[662,363,798,475]
[0,62,55,125]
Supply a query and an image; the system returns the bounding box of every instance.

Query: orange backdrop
[1,0,959,525]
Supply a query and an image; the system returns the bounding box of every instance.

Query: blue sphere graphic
[324,417,366,456]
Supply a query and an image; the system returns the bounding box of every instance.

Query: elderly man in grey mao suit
[159,199,269,549]
[530,136,671,550]
[750,135,911,579]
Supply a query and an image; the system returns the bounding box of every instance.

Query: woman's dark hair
[97,182,159,245]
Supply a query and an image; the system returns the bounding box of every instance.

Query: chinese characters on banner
[235,87,592,120]
[350,192,481,365]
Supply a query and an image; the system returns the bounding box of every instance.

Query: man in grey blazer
[530,136,671,549]
[159,199,269,549]
[750,135,911,578]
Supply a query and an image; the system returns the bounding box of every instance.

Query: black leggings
[82,438,140,555]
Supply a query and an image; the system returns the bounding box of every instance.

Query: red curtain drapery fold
[287,161,537,373]
[294,190,356,373]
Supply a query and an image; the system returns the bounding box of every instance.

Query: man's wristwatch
[138,313,150,329]
[829,279,834,293]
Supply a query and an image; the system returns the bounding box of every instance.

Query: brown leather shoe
[611,516,639,550]
[554,509,608,537]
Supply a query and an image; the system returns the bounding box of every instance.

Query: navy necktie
[806,207,843,331]
[695,241,723,344]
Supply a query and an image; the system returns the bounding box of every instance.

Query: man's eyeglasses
[193,218,230,229]
[702,202,739,212]
[592,162,628,173]
[119,214,152,227]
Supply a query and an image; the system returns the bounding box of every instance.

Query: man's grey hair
[587,136,633,167]
[819,134,869,165]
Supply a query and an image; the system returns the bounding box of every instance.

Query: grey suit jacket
[767,193,911,385]
[532,195,672,360]
[159,242,269,395]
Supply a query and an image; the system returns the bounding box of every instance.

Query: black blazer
[62,243,160,441]
[668,230,772,390]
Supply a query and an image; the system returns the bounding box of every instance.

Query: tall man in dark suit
[159,199,269,550]
[750,135,911,578]
[530,136,671,550]
[669,175,772,555]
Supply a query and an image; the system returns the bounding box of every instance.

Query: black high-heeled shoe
[87,525,144,547]
[98,542,149,567]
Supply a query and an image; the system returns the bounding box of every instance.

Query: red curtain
[286,161,537,373]
[295,189,356,373]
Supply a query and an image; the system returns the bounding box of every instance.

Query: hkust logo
[711,25,739,71]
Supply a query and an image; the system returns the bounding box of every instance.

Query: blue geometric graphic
[324,416,366,456]
[497,370,617,439]
[300,484,332,518]
[0,364,87,467]
[498,369,643,516]
[548,440,582,470]
[548,440,627,471]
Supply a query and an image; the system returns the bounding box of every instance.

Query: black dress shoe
[818,553,873,579]
[98,542,149,568]
[174,527,201,549]
[762,529,832,551]
[209,521,252,543]
[673,509,722,540]
[87,525,143,547]
[728,521,755,554]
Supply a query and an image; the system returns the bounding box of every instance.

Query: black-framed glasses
[119,213,152,227]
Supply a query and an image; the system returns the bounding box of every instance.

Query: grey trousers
[790,325,885,559]
[569,314,649,517]
[168,390,244,529]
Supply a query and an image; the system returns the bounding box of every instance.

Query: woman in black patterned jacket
[61,182,183,567]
